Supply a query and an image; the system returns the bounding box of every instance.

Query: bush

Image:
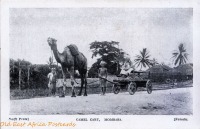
[149,72,193,82]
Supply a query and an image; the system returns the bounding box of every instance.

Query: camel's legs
[83,73,87,96]
[60,65,67,97]
[69,67,76,97]
[78,74,84,96]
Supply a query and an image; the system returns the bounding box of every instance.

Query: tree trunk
[116,61,119,74]
[19,68,21,90]
[28,66,30,88]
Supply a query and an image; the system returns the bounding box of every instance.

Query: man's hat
[100,61,106,66]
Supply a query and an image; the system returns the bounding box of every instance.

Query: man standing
[47,68,57,96]
[98,61,108,95]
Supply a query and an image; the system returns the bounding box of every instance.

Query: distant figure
[47,68,57,96]
[98,61,108,95]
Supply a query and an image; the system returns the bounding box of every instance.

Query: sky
[9,8,193,69]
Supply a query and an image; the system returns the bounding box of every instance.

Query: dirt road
[10,87,192,115]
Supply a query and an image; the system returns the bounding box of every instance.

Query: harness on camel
[67,45,98,85]
[68,44,79,67]
[67,44,79,56]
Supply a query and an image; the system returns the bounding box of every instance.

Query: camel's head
[47,37,57,50]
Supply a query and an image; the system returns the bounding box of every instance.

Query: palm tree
[47,56,56,68]
[172,43,189,66]
[134,48,152,70]
[150,58,159,66]
[161,62,165,65]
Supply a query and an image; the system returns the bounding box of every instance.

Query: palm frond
[184,53,189,60]
[175,55,181,65]
[173,43,189,66]
[142,62,146,67]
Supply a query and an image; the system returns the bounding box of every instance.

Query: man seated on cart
[119,62,133,78]
[117,61,145,82]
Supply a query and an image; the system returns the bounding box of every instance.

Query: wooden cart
[112,71,153,95]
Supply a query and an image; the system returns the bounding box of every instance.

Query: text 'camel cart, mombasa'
[111,71,153,95]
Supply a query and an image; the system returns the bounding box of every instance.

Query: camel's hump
[67,44,79,56]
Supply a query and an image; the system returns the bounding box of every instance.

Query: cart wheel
[112,84,120,94]
[128,82,137,95]
[146,80,152,94]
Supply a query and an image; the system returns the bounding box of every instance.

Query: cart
[112,71,152,95]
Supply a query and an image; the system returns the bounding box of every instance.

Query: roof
[174,63,193,75]
[146,65,172,72]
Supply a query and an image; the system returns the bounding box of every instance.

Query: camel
[47,37,88,97]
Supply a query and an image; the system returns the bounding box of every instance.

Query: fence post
[19,67,21,90]
[28,65,30,88]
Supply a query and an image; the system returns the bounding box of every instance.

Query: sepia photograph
[8,8,193,115]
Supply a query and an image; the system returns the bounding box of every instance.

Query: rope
[51,50,54,60]
[51,49,59,73]
[73,77,116,88]
[74,78,99,85]
[61,76,117,88]
[51,50,54,67]
[74,78,80,84]
[98,77,117,84]
[87,78,116,88]
[87,79,100,84]
[71,78,100,88]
